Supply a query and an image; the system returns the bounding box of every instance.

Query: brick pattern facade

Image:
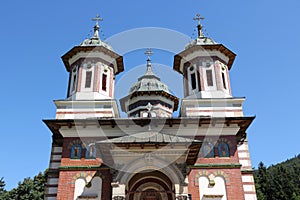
[56,169,112,200]
[188,168,245,200]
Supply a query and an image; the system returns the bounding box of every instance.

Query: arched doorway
[127,171,175,200]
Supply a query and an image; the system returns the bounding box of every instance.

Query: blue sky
[0,0,299,190]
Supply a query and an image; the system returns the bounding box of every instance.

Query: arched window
[71,144,82,159]
[85,71,93,88]
[187,65,199,92]
[218,142,230,157]
[86,145,96,159]
[102,73,107,91]
[203,143,214,158]
[70,65,78,95]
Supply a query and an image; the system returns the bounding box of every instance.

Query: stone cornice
[189,163,242,169]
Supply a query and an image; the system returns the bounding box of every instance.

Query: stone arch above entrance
[117,156,183,185]
[127,171,175,200]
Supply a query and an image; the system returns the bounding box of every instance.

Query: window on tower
[86,145,96,159]
[85,71,92,88]
[102,74,107,91]
[203,143,214,158]
[206,70,213,86]
[70,66,78,94]
[222,72,227,89]
[71,144,82,159]
[218,142,230,157]
[191,73,196,90]
[72,74,77,91]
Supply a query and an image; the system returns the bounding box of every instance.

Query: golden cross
[92,14,103,26]
[193,13,205,25]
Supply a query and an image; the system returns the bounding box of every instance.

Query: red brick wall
[60,137,108,166]
[187,136,245,199]
[56,169,112,200]
[188,168,245,200]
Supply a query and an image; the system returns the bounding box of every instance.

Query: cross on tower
[193,13,205,25]
[193,13,205,38]
[144,48,153,60]
[92,14,103,26]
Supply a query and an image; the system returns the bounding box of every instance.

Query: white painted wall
[199,176,227,200]
[74,177,102,200]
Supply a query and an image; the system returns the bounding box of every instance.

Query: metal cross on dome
[92,14,103,26]
[193,13,205,25]
[144,48,153,60]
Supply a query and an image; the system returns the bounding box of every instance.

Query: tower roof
[61,15,124,74]
[79,15,113,50]
[185,13,217,47]
[120,49,179,113]
[129,49,170,94]
[173,14,236,73]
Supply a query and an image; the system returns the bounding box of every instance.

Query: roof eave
[173,44,236,74]
[61,46,124,75]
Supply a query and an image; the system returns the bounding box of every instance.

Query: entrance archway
[127,171,175,200]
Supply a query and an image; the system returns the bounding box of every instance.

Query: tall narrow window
[203,143,214,158]
[86,146,96,159]
[218,142,230,157]
[206,70,213,86]
[102,74,107,91]
[85,71,92,88]
[70,67,77,93]
[222,73,227,89]
[71,144,82,159]
[191,73,196,90]
[71,73,77,92]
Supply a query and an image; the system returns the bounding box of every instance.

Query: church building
[44,14,257,200]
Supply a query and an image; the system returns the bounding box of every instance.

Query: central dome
[119,49,179,118]
[128,65,171,94]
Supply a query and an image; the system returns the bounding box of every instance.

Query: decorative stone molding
[194,170,229,186]
[112,196,125,200]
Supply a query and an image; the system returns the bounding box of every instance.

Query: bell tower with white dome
[173,14,244,118]
[174,14,235,99]
[56,15,124,119]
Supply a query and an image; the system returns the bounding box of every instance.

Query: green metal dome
[79,23,113,50]
[80,37,113,50]
[128,60,171,94]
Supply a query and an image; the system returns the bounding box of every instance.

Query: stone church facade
[44,14,257,200]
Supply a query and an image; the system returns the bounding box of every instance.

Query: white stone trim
[244,194,257,200]
[243,185,255,192]
[49,162,60,169]
[47,178,59,185]
[52,147,62,153]
[51,155,62,160]
[242,175,254,183]
[238,152,249,158]
[45,197,56,200]
[46,187,58,194]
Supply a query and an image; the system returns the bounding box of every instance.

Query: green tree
[255,155,300,200]
[0,177,7,200]
[292,192,300,200]
[32,169,48,199]
[255,162,267,200]
[0,169,48,200]
[0,177,5,194]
